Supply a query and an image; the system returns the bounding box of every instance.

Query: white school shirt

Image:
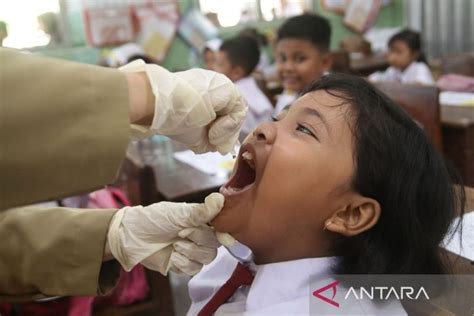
[235,76,274,135]
[187,247,407,315]
[274,72,331,115]
[274,90,297,115]
[368,61,435,86]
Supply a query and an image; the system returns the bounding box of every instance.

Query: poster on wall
[321,0,350,15]
[343,0,382,33]
[83,7,135,47]
[134,1,180,61]
[321,0,390,16]
[178,8,219,52]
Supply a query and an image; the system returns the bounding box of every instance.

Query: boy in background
[214,36,274,138]
[274,13,333,114]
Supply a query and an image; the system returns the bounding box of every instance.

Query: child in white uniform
[214,36,273,138]
[187,74,466,315]
[369,29,434,85]
[273,14,333,114]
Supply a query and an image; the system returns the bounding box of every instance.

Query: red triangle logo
[312,280,340,307]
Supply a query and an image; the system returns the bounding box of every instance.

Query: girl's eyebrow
[299,107,330,135]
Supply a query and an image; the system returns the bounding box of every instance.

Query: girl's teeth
[242,151,253,160]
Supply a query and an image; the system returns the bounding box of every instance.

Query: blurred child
[202,39,222,70]
[369,29,434,85]
[274,13,333,114]
[187,74,465,315]
[214,36,274,137]
[238,27,272,72]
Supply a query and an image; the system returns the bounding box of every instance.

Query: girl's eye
[271,116,279,122]
[296,123,318,140]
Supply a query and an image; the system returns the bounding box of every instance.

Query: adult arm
[0,48,131,209]
[0,49,132,301]
[0,205,120,301]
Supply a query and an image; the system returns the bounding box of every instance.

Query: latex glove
[216,231,237,247]
[120,60,248,155]
[107,193,224,275]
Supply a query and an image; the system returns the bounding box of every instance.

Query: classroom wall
[155,0,404,70]
[38,0,404,70]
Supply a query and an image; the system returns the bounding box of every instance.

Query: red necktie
[198,263,254,316]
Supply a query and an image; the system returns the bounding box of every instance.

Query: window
[199,0,259,27]
[0,0,60,48]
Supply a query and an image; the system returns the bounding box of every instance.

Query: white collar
[235,76,256,87]
[246,255,336,310]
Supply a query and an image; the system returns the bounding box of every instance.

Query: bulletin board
[83,7,135,47]
[83,0,180,62]
[321,0,387,33]
[134,1,180,61]
[321,0,350,15]
[343,0,382,33]
[178,8,219,52]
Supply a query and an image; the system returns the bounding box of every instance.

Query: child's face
[275,39,332,93]
[387,40,418,70]
[214,51,243,82]
[203,49,216,70]
[212,90,358,262]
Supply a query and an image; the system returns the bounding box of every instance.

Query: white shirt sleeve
[412,62,435,85]
[368,67,401,83]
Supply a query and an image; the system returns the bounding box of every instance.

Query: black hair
[389,29,427,63]
[238,27,268,47]
[219,36,260,76]
[302,73,465,275]
[127,54,156,64]
[276,13,331,52]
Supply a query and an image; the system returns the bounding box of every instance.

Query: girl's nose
[252,121,277,145]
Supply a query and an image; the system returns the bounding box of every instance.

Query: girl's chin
[211,204,247,235]
[210,206,236,232]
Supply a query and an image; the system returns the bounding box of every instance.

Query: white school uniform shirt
[187,247,407,315]
[274,90,297,115]
[274,72,331,115]
[235,76,274,135]
[368,61,435,86]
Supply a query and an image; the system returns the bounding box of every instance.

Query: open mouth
[220,143,257,196]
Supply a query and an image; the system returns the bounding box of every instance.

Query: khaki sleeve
[0,206,121,301]
[0,48,130,209]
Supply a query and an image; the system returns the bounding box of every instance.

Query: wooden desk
[404,188,474,316]
[441,105,474,186]
[151,158,227,203]
[350,53,389,76]
[120,142,229,204]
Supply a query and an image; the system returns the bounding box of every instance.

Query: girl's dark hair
[276,13,331,52]
[389,29,427,63]
[302,73,465,275]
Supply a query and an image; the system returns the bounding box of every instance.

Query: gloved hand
[107,193,224,275]
[120,60,248,155]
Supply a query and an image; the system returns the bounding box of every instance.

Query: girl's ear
[325,196,381,237]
